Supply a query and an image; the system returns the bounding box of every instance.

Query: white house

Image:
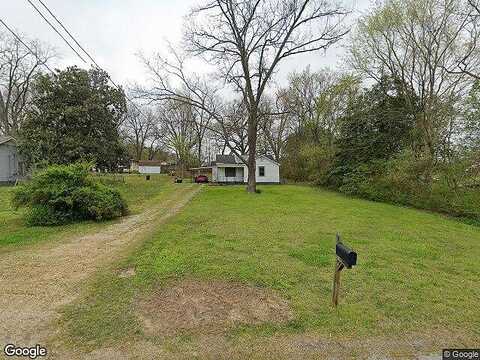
[131,160,162,174]
[191,154,280,184]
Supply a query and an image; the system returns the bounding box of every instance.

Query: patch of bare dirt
[137,279,294,336]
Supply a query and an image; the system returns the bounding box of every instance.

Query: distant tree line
[2,0,480,221]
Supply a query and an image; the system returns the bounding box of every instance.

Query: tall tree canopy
[334,77,418,172]
[19,66,127,170]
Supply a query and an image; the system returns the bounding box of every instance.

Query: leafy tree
[19,66,127,170]
[463,80,480,151]
[282,128,335,183]
[329,77,417,185]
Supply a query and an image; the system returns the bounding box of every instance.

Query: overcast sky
[2,0,373,88]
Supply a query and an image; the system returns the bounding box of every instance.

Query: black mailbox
[336,242,357,268]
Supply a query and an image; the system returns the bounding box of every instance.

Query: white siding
[138,165,161,174]
[0,142,18,182]
[243,157,280,183]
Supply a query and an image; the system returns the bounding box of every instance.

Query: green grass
[0,174,172,250]
[62,184,480,350]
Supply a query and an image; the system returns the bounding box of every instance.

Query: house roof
[207,153,279,167]
[215,154,237,164]
[257,154,280,165]
[0,136,15,145]
[237,154,280,166]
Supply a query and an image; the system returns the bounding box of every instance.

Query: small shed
[0,136,22,183]
[136,160,162,174]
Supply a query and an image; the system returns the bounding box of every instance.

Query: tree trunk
[0,92,8,136]
[247,115,257,193]
[197,134,202,165]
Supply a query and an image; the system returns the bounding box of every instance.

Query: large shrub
[332,152,480,223]
[12,163,128,226]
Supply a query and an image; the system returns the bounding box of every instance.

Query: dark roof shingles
[215,154,236,164]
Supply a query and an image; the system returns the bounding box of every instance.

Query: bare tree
[469,0,480,14]
[0,30,54,136]
[136,47,226,157]
[258,91,292,162]
[216,99,249,155]
[451,0,480,80]
[137,50,251,163]
[146,125,165,160]
[139,0,348,192]
[191,105,213,163]
[122,105,158,161]
[157,100,198,175]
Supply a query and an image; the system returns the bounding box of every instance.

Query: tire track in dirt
[0,184,202,348]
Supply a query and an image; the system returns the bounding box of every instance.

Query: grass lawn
[61,184,480,356]
[0,174,173,251]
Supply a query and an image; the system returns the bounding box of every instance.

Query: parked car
[195,175,209,183]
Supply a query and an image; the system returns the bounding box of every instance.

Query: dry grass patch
[136,279,294,337]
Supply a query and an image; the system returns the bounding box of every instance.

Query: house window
[259,166,265,177]
[225,167,236,177]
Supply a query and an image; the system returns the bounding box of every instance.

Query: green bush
[12,163,128,226]
[332,152,480,223]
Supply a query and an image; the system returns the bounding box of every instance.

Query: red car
[195,175,209,183]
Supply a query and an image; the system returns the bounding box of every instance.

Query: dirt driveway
[0,184,201,349]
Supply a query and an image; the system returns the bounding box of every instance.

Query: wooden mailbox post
[332,233,357,307]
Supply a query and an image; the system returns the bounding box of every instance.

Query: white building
[191,154,280,184]
[131,160,162,174]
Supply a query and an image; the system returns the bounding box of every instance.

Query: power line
[36,0,101,70]
[26,0,87,64]
[34,0,123,91]
[25,0,148,118]
[0,18,55,74]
